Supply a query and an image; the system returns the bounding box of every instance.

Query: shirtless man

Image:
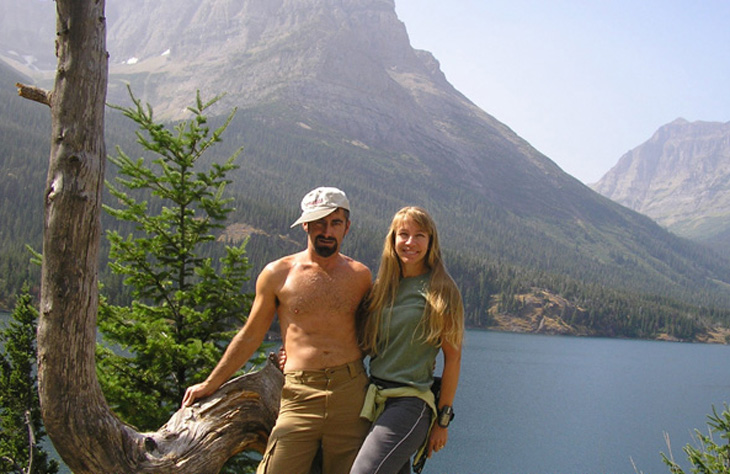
[182,186,372,474]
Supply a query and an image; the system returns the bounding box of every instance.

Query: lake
[2,311,729,473]
[427,330,730,474]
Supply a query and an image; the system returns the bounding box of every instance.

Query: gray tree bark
[24,1,284,473]
[36,1,113,469]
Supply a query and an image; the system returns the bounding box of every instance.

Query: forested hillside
[3,0,730,343]
[4,57,730,342]
[193,108,730,342]
[0,63,47,307]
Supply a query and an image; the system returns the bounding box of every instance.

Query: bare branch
[126,356,285,474]
[0,455,22,474]
[25,410,36,474]
[16,83,51,107]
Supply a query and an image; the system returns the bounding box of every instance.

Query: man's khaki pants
[257,360,370,474]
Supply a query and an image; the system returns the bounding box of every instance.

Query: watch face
[436,405,454,428]
[438,406,454,427]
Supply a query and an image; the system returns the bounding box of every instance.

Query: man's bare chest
[280,267,359,317]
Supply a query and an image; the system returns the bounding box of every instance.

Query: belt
[285,360,364,385]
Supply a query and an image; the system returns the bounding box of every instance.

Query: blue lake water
[3,310,729,474]
[427,330,730,474]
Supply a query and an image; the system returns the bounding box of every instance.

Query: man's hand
[182,381,217,408]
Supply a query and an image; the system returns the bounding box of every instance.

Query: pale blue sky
[394,0,730,184]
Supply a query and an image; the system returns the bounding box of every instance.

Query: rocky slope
[592,119,730,254]
[485,288,730,343]
[1,0,571,199]
[0,0,56,70]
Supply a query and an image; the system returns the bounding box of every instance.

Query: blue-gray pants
[350,397,432,474]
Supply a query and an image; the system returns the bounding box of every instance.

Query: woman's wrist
[437,405,454,427]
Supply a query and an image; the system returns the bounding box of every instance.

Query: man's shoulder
[338,253,368,271]
[260,252,301,281]
[338,254,372,282]
[268,252,300,267]
[268,251,370,280]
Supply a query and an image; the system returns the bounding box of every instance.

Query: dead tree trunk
[36,0,113,470]
[28,1,284,472]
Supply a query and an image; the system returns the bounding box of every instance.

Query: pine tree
[97,88,262,439]
[663,405,730,473]
[0,288,60,474]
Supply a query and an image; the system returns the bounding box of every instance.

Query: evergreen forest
[2,61,730,343]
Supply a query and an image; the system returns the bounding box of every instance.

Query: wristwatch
[437,405,455,428]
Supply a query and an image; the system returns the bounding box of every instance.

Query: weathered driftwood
[36,1,115,472]
[29,1,290,473]
[126,356,284,473]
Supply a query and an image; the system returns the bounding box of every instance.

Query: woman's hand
[277,345,287,371]
[427,424,449,457]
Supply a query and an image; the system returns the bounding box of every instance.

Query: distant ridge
[592,119,730,255]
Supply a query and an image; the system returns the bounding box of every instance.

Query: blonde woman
[351,206,464,474]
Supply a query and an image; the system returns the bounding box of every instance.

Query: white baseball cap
[290,187,350,228]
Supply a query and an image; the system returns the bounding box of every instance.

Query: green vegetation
[2,61,730,343]
[663,405,730,473]
[0,288,59,474]
[96,89,261,472]
[0,64,48,310]
[445,249,730,341]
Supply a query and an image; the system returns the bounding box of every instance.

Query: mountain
[592,119,730,255]
[2,0,730,341]
[0,0,56,71]
[3,0,573,207]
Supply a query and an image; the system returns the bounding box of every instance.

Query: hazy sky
[394,0,730,184]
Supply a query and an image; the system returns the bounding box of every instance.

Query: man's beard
[314,237,338,257]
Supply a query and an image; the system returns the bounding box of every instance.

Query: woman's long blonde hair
[361,206,464,355]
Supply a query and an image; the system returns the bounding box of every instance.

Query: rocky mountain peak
[0,0,568,204]
[101,0,432,111]
[107,0,408,68]
[592,119,730,252]
[93,0,556,198]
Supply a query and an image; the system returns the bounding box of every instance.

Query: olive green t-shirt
[368,273,439,392]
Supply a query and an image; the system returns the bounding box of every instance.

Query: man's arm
[351,259,373,303]
[182,264,280,407]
